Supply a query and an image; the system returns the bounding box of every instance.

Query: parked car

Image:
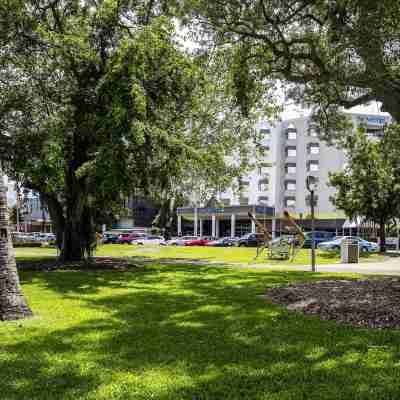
[131,235,165,245]
[12,232,36,243]
[237,233,266,247]
[33,233,56,242]
[184,237,213,246]
[166,236,198,246]
[318,236,379,252]
[302,231,336,248]
[103,233,119,244]
[117,233,142,244]
[205,237,238,247]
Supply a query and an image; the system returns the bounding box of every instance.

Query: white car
[166,236,198,246]
[131,235,165,245]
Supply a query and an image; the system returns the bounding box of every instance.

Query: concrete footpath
[251,257,400,275]
[314,258,400,275]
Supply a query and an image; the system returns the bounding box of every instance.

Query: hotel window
[239,197,249,205]
[258,179,269,192]
[285,180,296,191]
[308,125,319,137]
[287,130,297,140]
[258,163,272,175]
[284,197,296,208]
[286,146,297,157]
[221,198,230,206]
[258,196,269,205]
[308,160,319,172]
[258,145,270,156]
[309,143,320,155]
[285,163,296,174]
[239,179,250,191]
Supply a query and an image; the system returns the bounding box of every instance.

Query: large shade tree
[1,0,268,263]
[329,125,400,251]
[187,0,400,135]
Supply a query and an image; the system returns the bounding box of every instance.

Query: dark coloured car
[303,231,336,248]
[237,233,266,247]
[103,233,119,244]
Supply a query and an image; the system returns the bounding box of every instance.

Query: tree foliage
[0,0,267,260]
[188,0,400,141]
[329,125,400,251]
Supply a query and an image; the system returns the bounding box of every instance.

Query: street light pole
[306,176,317,273]
[310,188,316,272]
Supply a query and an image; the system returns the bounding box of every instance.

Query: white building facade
[217,112,390,217]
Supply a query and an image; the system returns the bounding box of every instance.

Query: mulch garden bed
[266,279,400,329]
[17,257,144,272]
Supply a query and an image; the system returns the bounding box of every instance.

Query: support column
[211,214,216,238]
[230,214,236,238]
[194,207,198,237]
[177,214,182,236]
[216,218,220,238]
[272,218,276,239]
[251,218,256,234]
[199,219,203,238]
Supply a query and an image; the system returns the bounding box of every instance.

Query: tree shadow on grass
[5,265,400,399]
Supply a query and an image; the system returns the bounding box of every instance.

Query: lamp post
[306,175,318,272]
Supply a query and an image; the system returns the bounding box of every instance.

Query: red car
[117,233,143,244]
[184,238,213,246]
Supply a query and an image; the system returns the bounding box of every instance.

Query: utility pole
[306,176,317,273]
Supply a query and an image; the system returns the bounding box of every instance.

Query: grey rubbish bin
[340,238,359,263]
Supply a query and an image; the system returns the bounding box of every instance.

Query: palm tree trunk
[0,174,32,321]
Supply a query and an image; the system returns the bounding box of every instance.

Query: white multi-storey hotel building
[177,112,390,237]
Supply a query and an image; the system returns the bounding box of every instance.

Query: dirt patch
[17,257,144,272]
[266,279,400,329]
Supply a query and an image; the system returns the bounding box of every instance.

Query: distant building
[113,196,158,229]
[178,113,391,237]
[4,177,16,206]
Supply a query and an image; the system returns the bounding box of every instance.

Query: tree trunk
[60,220,86,262]
[59,140,88,262]
[45,194,91,263]
[379,218,386,253]
[41,193,65,251]
[0,176,32,321]
[153,196,176,240]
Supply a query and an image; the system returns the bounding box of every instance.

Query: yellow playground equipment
[248,210,305,261]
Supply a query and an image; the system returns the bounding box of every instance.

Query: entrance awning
[177,205,275,220]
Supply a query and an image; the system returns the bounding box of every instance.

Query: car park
[205,237,238,247]
[103,232,119,244]
[237,233,266,247]
[117,233,143,244]
[33,233,55,242]
[131,235,165,245]
[302,231,336,248]
[12,232,36,243]
[318,236,379,252]
[184,237,213,246]
[166,236,198,246]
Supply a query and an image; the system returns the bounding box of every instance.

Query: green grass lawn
[2,264,400,399]
[15,244,386,265]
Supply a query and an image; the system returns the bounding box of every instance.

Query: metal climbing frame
[248,210,306,262]
[282,210,306,261]
[247,212,272,261]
